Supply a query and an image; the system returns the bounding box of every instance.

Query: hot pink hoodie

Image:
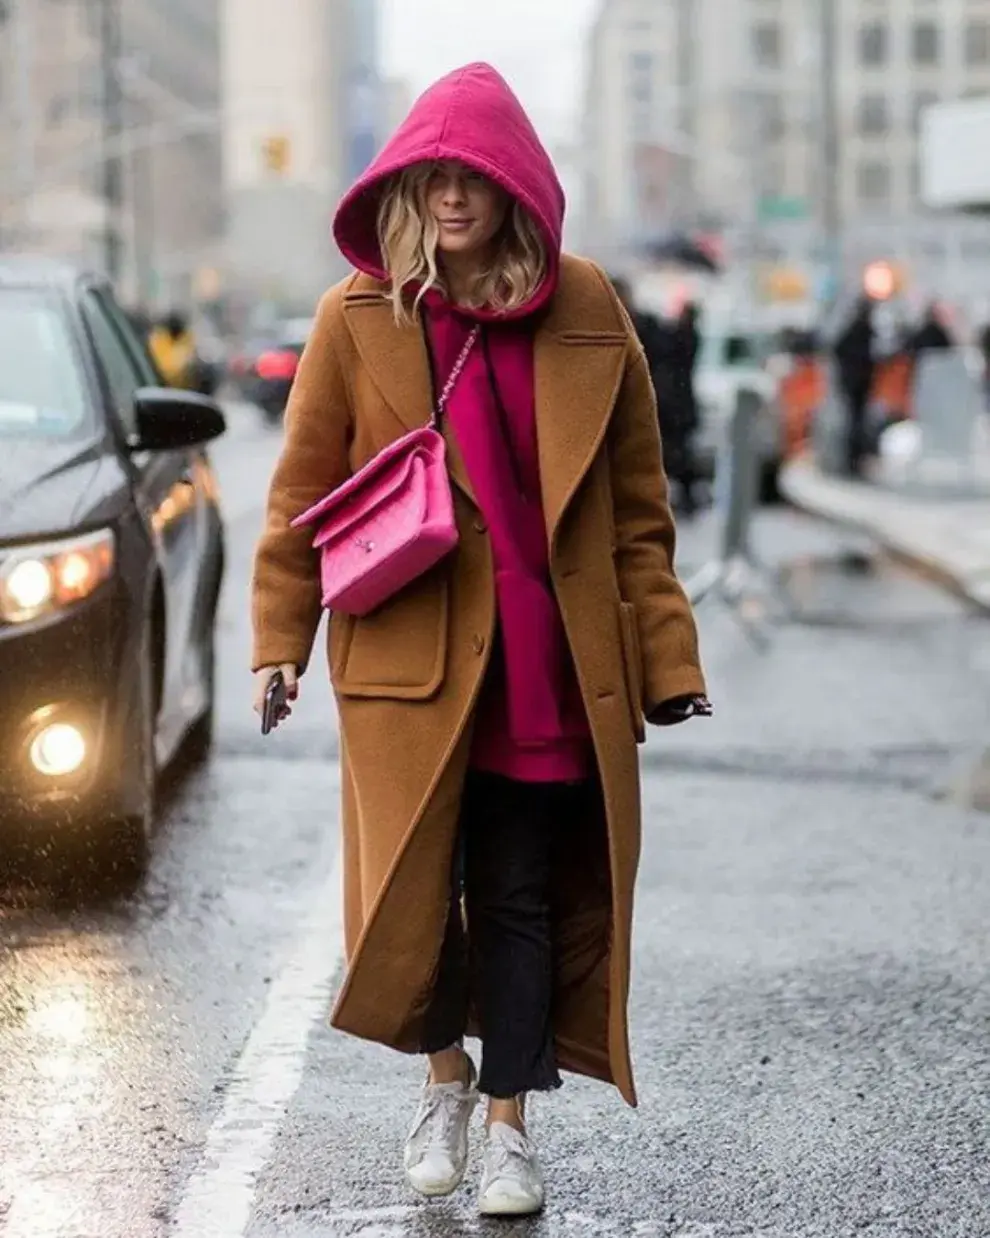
[333,63,592,783]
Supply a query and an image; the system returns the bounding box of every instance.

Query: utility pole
[130,98,156,307]
[99,0,124,284]
[818,0,842,306]
[10,0,38,247]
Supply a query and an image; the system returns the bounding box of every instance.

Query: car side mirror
[130,387,226,452]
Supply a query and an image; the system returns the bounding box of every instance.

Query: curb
[952,750,990,813]
[779,460,990,614]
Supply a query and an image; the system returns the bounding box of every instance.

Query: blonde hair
[375,162,548,325]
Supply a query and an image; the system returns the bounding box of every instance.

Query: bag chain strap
[432,326,481,425]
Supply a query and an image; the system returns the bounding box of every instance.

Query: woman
[251,63,709,1217]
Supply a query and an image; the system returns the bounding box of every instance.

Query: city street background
[2,0,990,1234]
[5,0,990,322]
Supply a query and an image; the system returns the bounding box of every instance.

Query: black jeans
[421,770,575,1098]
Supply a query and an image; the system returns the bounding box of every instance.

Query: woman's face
[425,161,508,259]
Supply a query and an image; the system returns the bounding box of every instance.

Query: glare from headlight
[0,529,115,623]
[5,558,54,612]
[58,551,95,595]
[29,723,87,777]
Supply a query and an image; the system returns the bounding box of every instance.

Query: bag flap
[291,426,444,529]
[311,451,428,548]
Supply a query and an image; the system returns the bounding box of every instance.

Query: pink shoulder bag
[290,326,480,617]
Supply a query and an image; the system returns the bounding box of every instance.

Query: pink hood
[333,62,565,309]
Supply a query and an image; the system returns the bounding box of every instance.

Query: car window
[80,291,146,438]
[726,335,756,365]
[0,290,91,438]
[93,290,159,386]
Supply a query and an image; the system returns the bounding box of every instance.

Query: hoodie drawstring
[480,328,531,504]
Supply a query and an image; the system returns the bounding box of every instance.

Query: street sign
[757,195,809,222]
[760,265,810,302]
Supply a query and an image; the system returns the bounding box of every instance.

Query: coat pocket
[330,569,449,700]
[618,602,646,744]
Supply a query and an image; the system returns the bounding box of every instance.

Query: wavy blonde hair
[376,162,548,324]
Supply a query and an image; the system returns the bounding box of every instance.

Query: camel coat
[251,254,707,1107]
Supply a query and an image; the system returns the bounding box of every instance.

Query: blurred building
[580,0,685,262]
[381,77,415,139]
[0,0,223,309]
[922,97,990,212]
[222,0,384,315]
[582,0,990,310]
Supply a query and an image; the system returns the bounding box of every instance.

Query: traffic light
[862,260,904,301]
[261,135,291,176]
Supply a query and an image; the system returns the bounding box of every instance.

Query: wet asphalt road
[2,407,990,1238]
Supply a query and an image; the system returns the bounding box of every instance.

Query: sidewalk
[780,457,990,611]
[780,456,990,812]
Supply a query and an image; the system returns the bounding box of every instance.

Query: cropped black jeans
[421,770,584,1099]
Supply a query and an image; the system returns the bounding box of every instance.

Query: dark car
[237,316,313,423]
[0,258,226,884]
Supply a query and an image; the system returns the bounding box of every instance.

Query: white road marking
[172,843,345,1237]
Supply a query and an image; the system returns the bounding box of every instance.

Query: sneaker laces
[485,1123,532,1181]
[410,1084,465,1154]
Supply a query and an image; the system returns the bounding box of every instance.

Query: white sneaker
[403,1055,480,1197]
[478,1121,545,1216]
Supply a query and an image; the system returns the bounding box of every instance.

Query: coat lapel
[342,289,477,503]
[534,326,628,546]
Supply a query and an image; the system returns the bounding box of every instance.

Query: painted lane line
[173,844,344,1237]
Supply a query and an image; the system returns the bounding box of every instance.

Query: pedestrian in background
[611,280,703,516]
[147,311,198,390]
[833,295,877,478]
[980,322,990,410]
[907,301,954,355]
[251,63,710,1218]
[666,301,703,516]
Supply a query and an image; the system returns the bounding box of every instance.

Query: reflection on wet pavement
[1,945,147,1238]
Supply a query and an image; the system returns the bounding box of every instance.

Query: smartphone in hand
[261,671,289,735]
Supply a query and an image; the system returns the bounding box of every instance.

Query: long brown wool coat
[251,255,707,1106]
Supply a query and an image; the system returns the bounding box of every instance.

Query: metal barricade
[907,349,989,498]
[685,388,782,648]
[811,360,850,478]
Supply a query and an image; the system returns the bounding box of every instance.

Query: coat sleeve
[606,341,707,711]
[251,286,352,673]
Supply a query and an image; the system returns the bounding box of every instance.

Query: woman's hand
[252,664,299,718]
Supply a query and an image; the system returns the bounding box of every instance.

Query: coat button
[472,634,486,655]
[473,517,487,534]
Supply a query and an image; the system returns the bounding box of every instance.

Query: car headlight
[0,529,115,624]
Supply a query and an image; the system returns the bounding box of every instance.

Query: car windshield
[0,290,91,438]
[699,331,768,371]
